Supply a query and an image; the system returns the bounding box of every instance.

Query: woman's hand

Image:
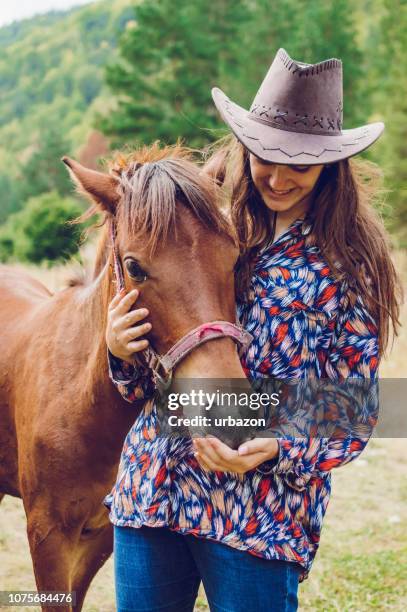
[192,436,279,474]
[106,288,152,365]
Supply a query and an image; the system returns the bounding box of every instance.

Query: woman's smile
[268,186,297,199]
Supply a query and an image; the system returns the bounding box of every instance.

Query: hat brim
[212,87,384,166]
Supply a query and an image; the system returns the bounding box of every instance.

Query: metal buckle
[151,355,173,392]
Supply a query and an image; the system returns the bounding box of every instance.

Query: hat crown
[249,48,343,135]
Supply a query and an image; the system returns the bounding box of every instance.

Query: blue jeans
[114,525,302,612]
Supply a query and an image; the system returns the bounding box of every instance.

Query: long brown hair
[203,135,403,357]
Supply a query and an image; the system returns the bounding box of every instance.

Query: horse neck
[92,223,111,282]
[69,258,140,461]
[74,240,115,392]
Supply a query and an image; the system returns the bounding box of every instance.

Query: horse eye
[125,260,148,282]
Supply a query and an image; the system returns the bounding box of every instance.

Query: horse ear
[62,157,120,214]
[201,147,227,187]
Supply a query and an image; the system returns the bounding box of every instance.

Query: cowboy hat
[211,48,384,165]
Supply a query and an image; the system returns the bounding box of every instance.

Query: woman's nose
[268,166,290,189]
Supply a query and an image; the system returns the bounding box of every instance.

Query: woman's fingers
[194,438,229,470]
[123,323,152,341]
[108,290,127,310]
[238,438,279,460]
[205,437,237,462]
[196,456,212,472]
[107,288,152,359]
[127,339,150,353]
[120,308,150,328]
[112,289,140,315]
[194,451,217,472]
[237,438,269,456]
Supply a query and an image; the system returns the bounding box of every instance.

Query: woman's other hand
[106,289,152,365]
[192,436,279,474]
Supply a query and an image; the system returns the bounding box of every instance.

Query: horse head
[63,143,259,448]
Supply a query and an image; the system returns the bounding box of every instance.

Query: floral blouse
[103,217,379,583]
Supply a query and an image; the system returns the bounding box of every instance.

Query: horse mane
[64,141,235,288]
[114,141,234,256]
[65,222,110,288]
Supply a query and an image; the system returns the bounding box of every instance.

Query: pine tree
[99,0,251,147]
[374,0,407,242]
[20,126,73,202]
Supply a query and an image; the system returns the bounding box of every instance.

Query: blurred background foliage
[0,192,84,264]
[0,0,405,265]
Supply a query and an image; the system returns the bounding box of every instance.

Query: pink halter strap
[108,218,253,390]
[158,321,252,372]
[146,321,253,389]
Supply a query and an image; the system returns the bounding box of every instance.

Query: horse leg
[70,523,113,611]
[26,497,113,612]
[26,508,76,612]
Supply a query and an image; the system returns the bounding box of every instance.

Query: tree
[0,192,84,265]
[0,172,21,224]
[98,0,251,148]
[373,0,407,242]
[76,66,102,105]
[20,126,73,202]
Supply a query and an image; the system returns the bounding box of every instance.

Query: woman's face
[249,154,324,213]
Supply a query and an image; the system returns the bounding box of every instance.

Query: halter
[108,218,253,391]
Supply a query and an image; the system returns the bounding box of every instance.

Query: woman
[104,48,402,611]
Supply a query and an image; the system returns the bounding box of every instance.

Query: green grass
[306,548,407,611]
[1,440,406,611]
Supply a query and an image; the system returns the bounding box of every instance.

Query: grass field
[1,246,406,611]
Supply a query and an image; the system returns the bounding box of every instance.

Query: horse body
[0,146,246,611]
[0,260,142,608]
[0,266,53,497]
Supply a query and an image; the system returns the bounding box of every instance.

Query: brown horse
[0,144,248,611]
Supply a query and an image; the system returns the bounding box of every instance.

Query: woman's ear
[62,157,120,214]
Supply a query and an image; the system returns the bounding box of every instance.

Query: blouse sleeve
[257,291,379,491]
[107,348,156,403]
